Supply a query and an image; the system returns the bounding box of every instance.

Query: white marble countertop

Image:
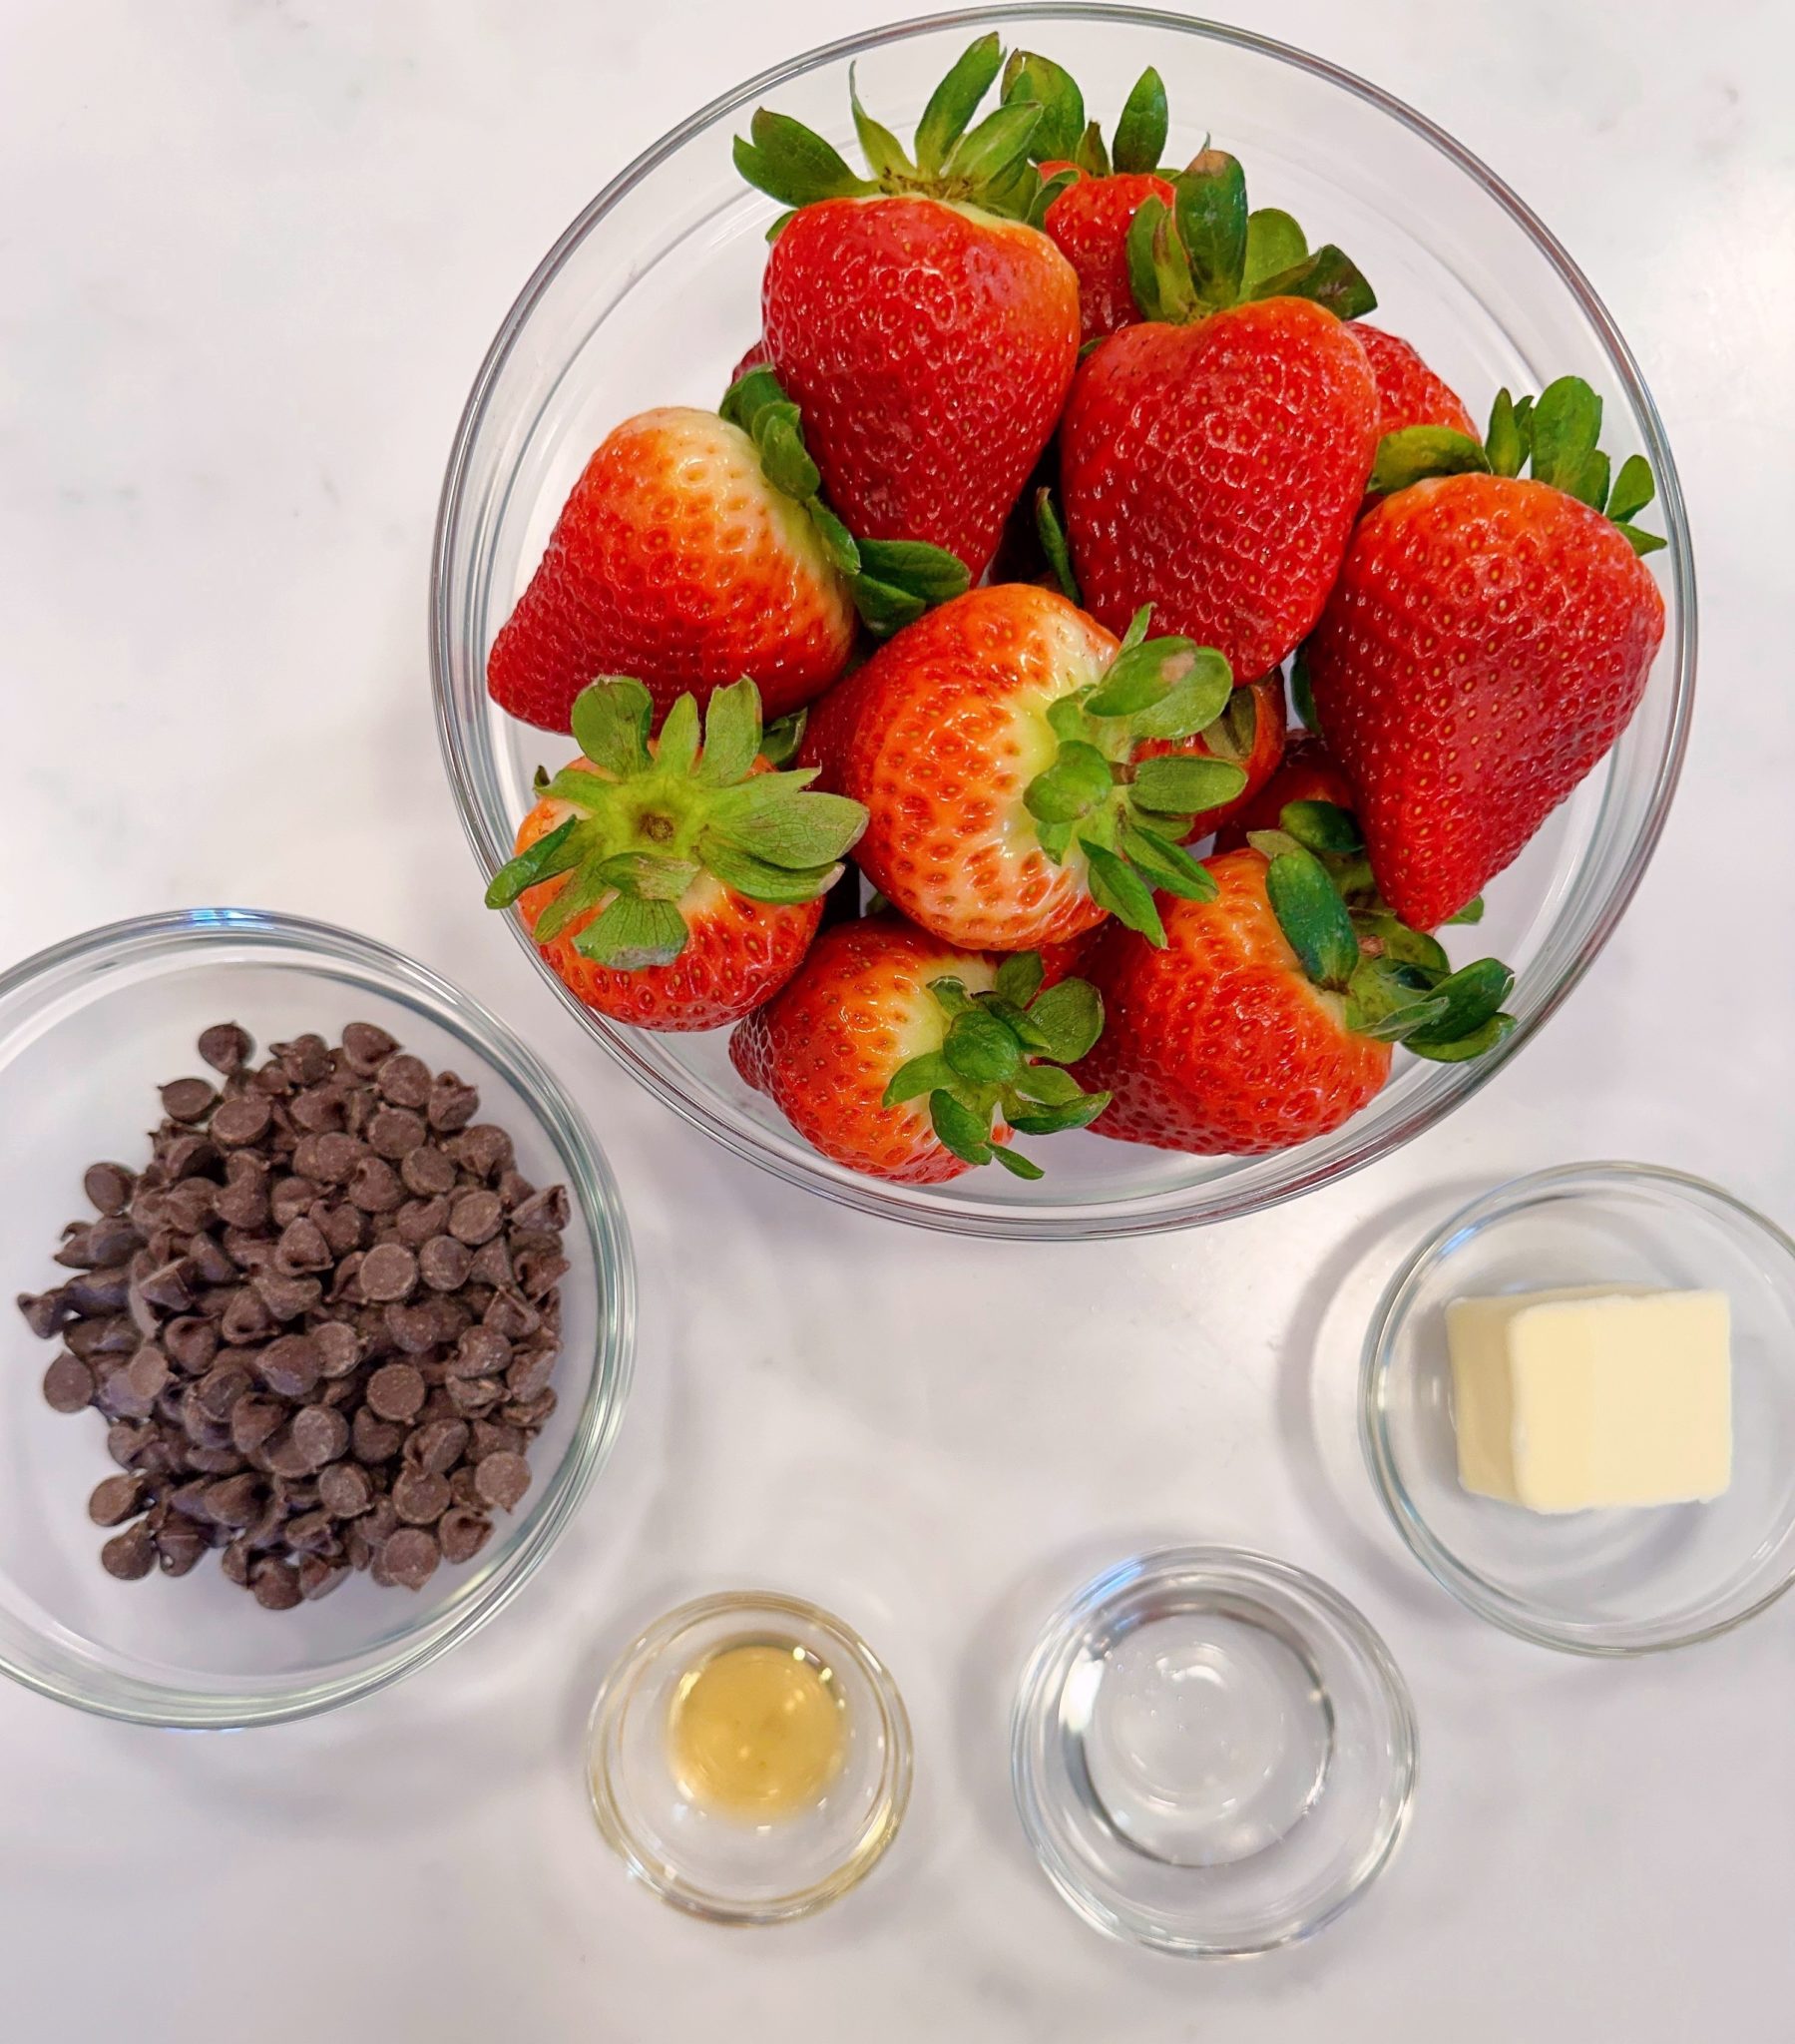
[3,0,1792,2035]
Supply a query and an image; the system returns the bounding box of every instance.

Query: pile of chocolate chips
[16,1022,571,1610]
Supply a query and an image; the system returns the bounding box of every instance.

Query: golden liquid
[668,1641,848,1819]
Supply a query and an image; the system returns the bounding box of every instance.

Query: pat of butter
[1447,1286,1731,1512]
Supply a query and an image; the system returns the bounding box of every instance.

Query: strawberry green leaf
[882,1050,954,1108]
[1119,606,1153,654]
[807,500,862,577]
[1199,684,1258,765]
[755,411,823,502]
[655,694,701,778]
[695,835,842,904]
[946,101,1045,189]
[595,851,699,902]
[856,537,969,604]
[1087,636,1198,718]
[1112,66,1168,175]
[1616,522,1667,557]
[1131,755,1247,814]
[1566,446,1611,513]
[1046,694,1090,745]
[1036,816,1075,863]
[706,789,866,867]
[1266,847,1358,988]
[1280,799,1362,855]
[1354,910,1448,974]
[1000,49,1086,163]
[1526,376,1602,495]
[1074,118,1112,179]
[571,679,654,779]
[542,765,629,811]
[915,33,1004,177]
[1025,742,1115,825]
[1407,1012,1516,1063]
[1443,895,1484,927]
[485,817,580,909]
[989,1142,1046,1180]
[574,893,687,971]
[995,951,1046,1007]
[944,1008,1024,1086]
[929,1087,995,1166]
[1247,827,1301,861]
[1122,822,1217,901]
[1369,425,1490,495]
[1082,838,1166,946]
[1036,487,1080,604]
[1026,164,1079,229]
[848,576,927,636]
[1021,977,1104,1063]
[694,678,764,788]
[1344,954,1446,1038]
[1125,194,1196,323]
[733,110,875,208]
[1243,208,1307,292]
[1607,453,1655,524]
[759,710,807,769]
[1174,150,1248,308]
[529,857,615,944]
[1126,649,1234,742]
[1008,1092,1110,1138]
[1354,991,1452,1043]
[850,66,913,181]
[1402,958,1514,1046]
[1250,243,1376,319]
[1010,1061,1082,1107]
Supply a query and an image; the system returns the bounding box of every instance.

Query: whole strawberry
[1060,152,1381,681]
[486,676,865,1031]
[1075,839,1517,1155]
[1000,50,1175,343]
[1353,322,1476,438]
[1308,377,1668,930]
[487,401,853,735]
[730,920,1110,1183]
[825,584,1248,952]
[735,34,1080,580]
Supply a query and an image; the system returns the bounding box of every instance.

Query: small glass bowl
[1011,1547,1416,1957]
[586,1591,912,1924]
[432,5,1695,1239]
[0,907,635,1727]
[1361,1163,1795,1654]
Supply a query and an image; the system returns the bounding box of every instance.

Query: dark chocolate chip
[290,1402,349,1469]
[375,1054,432,1110]
[311,1319,360,1378]
[199,1022,253,1074]
[292,1132,363,1185]
[359,1243,418,1304]
[275,1216,332,1275]
[84,1162,135,1216]
[367,1108,427,1161]
[219,1287,273,1344]
[509,1184,571,1234]
[156,1522,208,1576]
[211,1177,269,1231]
[407,1416,469,1476]
[351,1408,408,1463]
[89,1473,147,1526]
[318,1460,375,1518]
[451,1326,510,1379]
[102,1524,158,1580]
[65,1268,132,1316]
[316,1202,367,1256]
[445,1374,504,1416]
[447,1191,504,1246]
[366,1360,426,1423]
[438,1507,493,1565]
[18,1287,74,1339]
[252,1270,322,1322]
[72,1313,139,1357]
[340,1022,398,1075]
[514,1250,570,1301]
[467,1238,514,1290]
[250,1558,303,1610]
[288,1084,347,1135]
[161,1077,219,1124]
[160,1134,219,1182]
[382,1301,439,1354]
[230,1394,287,1456]
[282,1509,336,1556]
[211,1094,272,1147]
[163,1315,220,1374]
[43,1350,95,1412]
[194,1362,253,1423]
[380,1526,440,1590]
[273,1034,333,1086]
[299,1555,348,1600]
[446,1125,514,1181]
[392,1467,451,1525]
[425,1074,480,1133]
[417,1235,473,1293]
[256,1332,321,1399]
[204,1473,263,1528]
[505,1345,558,1401]
[400,1145,458,1198]
[348,1156,404,1214]
[125,1344,171,1403]
[186,1234,237,1288]
[473,1451,531,1513]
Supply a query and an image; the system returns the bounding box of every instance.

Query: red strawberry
[1308,377,1669,929]
[1042,167,1175,342]
[1352,322,1476,438]
[1135,669,1287,843]
[730,918,1109,1183]
[735,34,1080,580]
[1060,153,1381,681]
[1214,730,1354,852]
[825,584,1247,952]
[1075,843,1517,1154]
[485,676,865,1031]
[487,403,855,735]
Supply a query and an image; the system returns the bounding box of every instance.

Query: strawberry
[1214,729,1354,852]
[1352,322,1476,438]
[823,584,1248,952]
[484,676,865,1032]
[730,918,1110,1183]
[486,401,854,736]
[1307,377,1669,929]
[734,34,1080,581]
[1075,840,1518,1155]
[998,50,1175,343]
[1136,669,1287,843]
[1059,152,1381,682]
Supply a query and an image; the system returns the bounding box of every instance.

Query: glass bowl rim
[429,1,1697,1241]
[1359,1160,1795,1656]
[1009,1542,1418,1956]
[584,1587,914,1924]
[0,904,637,1728]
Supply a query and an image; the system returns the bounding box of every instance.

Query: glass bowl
[1361,1164,1795,1654]
[1011,1546,1416,1956]
[431,5,1694,1239]
[0,907,635,1728]
[586,1590,912,1924]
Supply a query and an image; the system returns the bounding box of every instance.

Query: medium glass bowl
[431,5,1694,1239]
[0,908,635,1727]
[1361,1164,1795,1654]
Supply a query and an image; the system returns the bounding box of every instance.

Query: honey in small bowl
[668,1640,847,1819]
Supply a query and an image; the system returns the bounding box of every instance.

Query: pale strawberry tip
[1248,798,1518,1062]
[485,675,866,972]
[880,951,1111,1179]
[1364,374,1665,554]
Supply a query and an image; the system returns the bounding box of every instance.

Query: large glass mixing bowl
[432,6,1694,1240]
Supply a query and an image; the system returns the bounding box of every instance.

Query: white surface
[1,0,1791,2035]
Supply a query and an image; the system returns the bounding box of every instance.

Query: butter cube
[1446,1287,1731,1512]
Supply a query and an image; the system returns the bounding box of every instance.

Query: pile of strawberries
[482,37,1668,1188]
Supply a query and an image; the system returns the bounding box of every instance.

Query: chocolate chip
[275,1216,331,1275]
[348,1156,404,1214]
[125,1344,171,1403]
[230,1394,287,1456]
[505,1344,558,1401]
[199,1022,253,1074]
[438,1507,493,1565]
[269,1176,317,1228]
[221,1540,251,1586]
[211,1094,272,1147]
[515,1250,569,1301]
[366,1361,426,1423]
[282,1509,336,1556]
[470,1419,524,1462]
[382,1301,438,1354]
[66,1268,132,1316]
[163,1314,221,1373]
[160,1134,218,1183]
[252,1270,322,1321]
[448,1191,504,1246]
[375,1054,432,1109]
[184,1443,247,1476]
[89,1473,146,1526]
[367,1108,426,1161]
[503,1389,558,1430]
[83,1162,135,1216]
[446,1374,503,1417]
[426,1074,480,1133]
[160,1077,218,1124]
[71,1313,138,1358]
[288,1084,346,1134]
[156,1522,208,1576]
[484,1290,540,1341]
[317,1460,374,1518]
[311,1320,360,1378]
[359,1243,418,1304]
[256,1333,321,1399]
[416,1235,473,1293]
[19,1288,73,1339]
[185,1233,237,1288]
[392,1467,452,1525]
[273,1034,332,1086]
[451,1325,510,1378]
[219,1287,273,1345]
[315,1201,366,1256]
[139,1259,197,1312]
[195,1362,253,1423]
[447,1125,515,1181]
[407,1416,469,1476]
[467,1237,514,1290]
[43,1351,95,1412]
[292,1132,363,1185]
[291,1402,349,1469]
[473,1452,531,1513]
[351,1408,408,1463]
[251,1558,302,1610]
[299,1555,349,1601]
[204,1473,263,1529]
[510,1184,571,1234]
[380,1526,440,1590]
[340,1022,398,1075]
[102,1524,158,1580]
[394,1196,451,1249]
